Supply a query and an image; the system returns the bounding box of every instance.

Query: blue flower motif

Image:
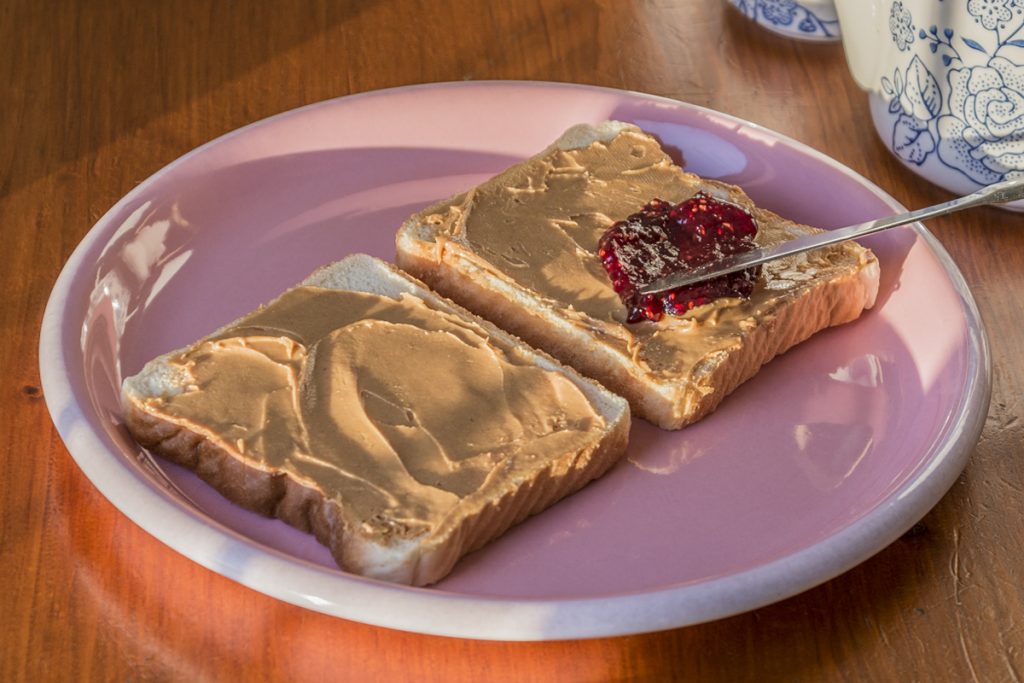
[761,0,797,26]
[879,0,1024,188]
[936,57,1024,183]
[889,2,915,52]
[967,0,1012,31]
[729,0,838,39]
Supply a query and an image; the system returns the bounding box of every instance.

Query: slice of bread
[395,121,880,430]
[121,254,629,586]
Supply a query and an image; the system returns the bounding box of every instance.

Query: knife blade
[638,177,1024,296]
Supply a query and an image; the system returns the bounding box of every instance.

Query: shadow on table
[610,520,950,681]
[5,1,368,198]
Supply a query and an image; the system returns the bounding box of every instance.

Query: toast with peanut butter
[395,121,880,430]
[121,254,630,586]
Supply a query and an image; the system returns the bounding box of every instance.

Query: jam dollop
[597,192,760,323]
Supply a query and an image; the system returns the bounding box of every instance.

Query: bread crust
[121,255,630,586]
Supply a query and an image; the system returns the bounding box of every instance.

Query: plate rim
[39,80,991,640]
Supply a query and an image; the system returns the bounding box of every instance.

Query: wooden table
[5,1,1022,680]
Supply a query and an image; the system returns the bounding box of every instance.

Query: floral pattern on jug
[881,0,1024,185]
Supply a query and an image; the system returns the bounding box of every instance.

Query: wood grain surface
[3,1,1022,681]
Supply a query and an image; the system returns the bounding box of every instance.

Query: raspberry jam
[597,192,760,323]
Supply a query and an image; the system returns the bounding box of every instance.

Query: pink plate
[40,82,989,640]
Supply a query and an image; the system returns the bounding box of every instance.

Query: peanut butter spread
[423,127,875,382]
[140,287,607,542]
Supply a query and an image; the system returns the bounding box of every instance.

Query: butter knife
[639,177,1024,296]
